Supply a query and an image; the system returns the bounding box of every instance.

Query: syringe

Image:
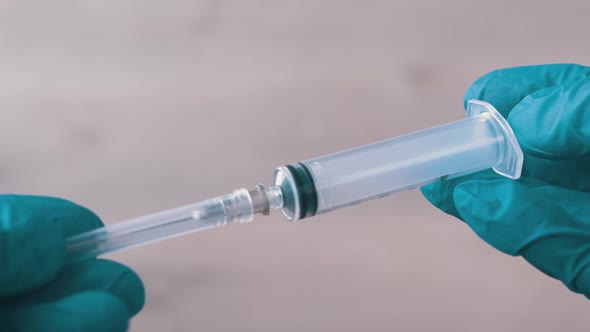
[66,100,523,263]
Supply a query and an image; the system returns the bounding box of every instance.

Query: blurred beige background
[1,1,590,331]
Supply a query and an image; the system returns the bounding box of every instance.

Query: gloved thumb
[508,77,590,159]
[0,195,102,297]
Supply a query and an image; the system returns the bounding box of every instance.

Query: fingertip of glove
[463,64,590,118]
[61,291,130,322]
[507,86,565,159]
[420,182,461,219]
[37,196,104,237]
[0,203,66,296]
[420,170,499,220]
[16,291,131,332]
[59,202,103,237]
[0,195,103,236]
[66,259,146,316]
[509,80,590,159]
[453,178,514,222]
[103,261,146,317]
[453,180,485,221]
[0,195,104,296]
[419,184,438,208]
[453,178,535,255]
[463,68,531,116]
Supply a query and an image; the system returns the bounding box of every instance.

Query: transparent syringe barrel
[66,189,255,263]
[274,100,522,221]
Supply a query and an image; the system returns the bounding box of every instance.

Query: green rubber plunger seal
[286,163,318,220]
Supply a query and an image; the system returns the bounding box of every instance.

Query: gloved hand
[421,63,590,298]
[0,195,144,331]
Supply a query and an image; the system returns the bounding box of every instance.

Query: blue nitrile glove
[421,64,590,298]
[0,195,144,331]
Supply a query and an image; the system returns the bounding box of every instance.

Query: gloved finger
[421,155,590,220]
[522,154,590,192]
[16,259,145,317]
[5,291,130,332]
[464,64,590,117]
[453,177,590,297]
[0,195,102,297]
[508,77,590,159]
[420,169,499,220]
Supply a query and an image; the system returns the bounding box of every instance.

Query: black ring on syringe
[285,163,318,220]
